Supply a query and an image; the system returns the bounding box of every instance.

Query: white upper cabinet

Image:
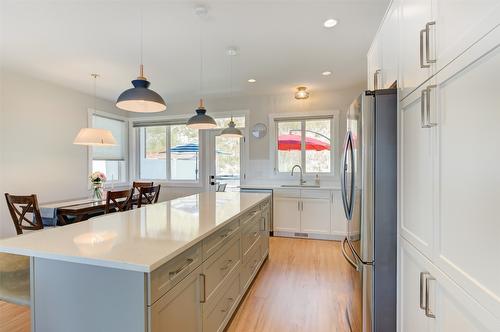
[399,84,436,260]
[433,33,500,318]
[399,0,434,98]
[367,35,383,90]
[433,0,500,72]
[380,0,400,88]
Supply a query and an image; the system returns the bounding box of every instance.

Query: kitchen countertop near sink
[239,183,341,190]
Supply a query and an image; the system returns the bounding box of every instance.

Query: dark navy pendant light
[187,6,216,129]
[116,6,166,113]
[186,99,217,129]
[116,64,166,113]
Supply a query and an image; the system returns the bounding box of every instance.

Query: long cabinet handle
[420,89,429,128]
[169,258,194,279]
[373,69,381,89]
[200,273,206,303]
[425,22,436,64]
[419,272,430,309]
[425,276,436,318]
[420,29,430,68]
[425,85,437,127]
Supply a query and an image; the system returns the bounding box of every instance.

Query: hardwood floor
[227,237,361,332]
[0,237,360,332]
[0,301,30,332]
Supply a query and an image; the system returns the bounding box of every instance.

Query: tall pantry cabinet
[368,1,500,331]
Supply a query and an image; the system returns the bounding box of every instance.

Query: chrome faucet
[291,164,306,185]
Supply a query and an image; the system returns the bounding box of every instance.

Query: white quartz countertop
[0,192,270,273]
[239,183,341,190]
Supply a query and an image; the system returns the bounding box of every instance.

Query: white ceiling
[0,0,390,103]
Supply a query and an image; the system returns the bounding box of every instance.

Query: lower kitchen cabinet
[300,197,330,235]
[149,265,203,332]
[273,188,347,240]
[149,198,271,332]
[400,238,500,332]
[273,195,301,233]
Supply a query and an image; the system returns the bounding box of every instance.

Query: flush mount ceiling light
[322,71,332,76]
[221,48,243,138]
[187,6,217,129]
[116,6,166,113]
[74,74,117,146]
[323,18,338,28]
[247,79,256,83]
[295,86,310,100]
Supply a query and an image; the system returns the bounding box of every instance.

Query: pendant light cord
[139,3,144,77]
[92,73,99,112]
[199,18,203,101]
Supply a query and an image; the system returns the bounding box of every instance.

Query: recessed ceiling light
[248,79,256,83]
[323,19,338,28]
[322,71,332,76]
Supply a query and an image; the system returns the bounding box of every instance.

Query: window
[275,116,333,174]
[91,113,128,184]
[138,124,199,182]
[214,116,245,129]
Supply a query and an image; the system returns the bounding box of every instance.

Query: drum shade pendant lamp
[116,8,166,113]
[74,74,117,146]
[221,48,243,138]
[187,6,216,129]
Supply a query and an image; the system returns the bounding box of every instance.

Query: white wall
[0,69,126,238]
[132,84,363,184]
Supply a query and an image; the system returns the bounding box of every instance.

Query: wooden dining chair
[4,193,44,235]
[104,189,134,214]
[132,181,154,194]
[137,185,161,208]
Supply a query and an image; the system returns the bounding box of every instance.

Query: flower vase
[91,182,104,201]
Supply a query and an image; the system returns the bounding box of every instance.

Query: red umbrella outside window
[278,134,330,151]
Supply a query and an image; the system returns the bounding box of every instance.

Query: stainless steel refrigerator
[341,89,397,332]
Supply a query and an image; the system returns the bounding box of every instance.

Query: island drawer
[149,243,202,305]
[203,233,241,303]
[241,217,261,257]
[202,219,240,260]
[203,268,240,332]
[240,207,261,226]
[241,240,262,291]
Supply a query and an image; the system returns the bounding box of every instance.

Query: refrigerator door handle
[341,237,359,271]
[340,132,350,219]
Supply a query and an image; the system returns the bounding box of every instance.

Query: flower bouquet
[89,171,107,201]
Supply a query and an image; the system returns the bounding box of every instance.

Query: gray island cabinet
[0,192,271,332]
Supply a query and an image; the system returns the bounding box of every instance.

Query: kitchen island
[0,192,271,332]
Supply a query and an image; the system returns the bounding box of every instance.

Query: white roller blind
[92,114,126,160]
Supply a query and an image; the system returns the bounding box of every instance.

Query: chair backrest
[216,183,227,192]
[105,189,133,214]
[132,181,154,194]
[137,185,161,208]
[4,193,44,235]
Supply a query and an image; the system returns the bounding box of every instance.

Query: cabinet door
[434,0,500,72]
[300,198,331,234]
[399,0,433,98]
[400,86,435,259]
[400,239,434,332]
[434,38,500,318]
[380,0,400,88]
[367,36,383,90]
[273,197,300,233]
[149,266,202,332]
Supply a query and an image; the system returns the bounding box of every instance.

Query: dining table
[38,194,139,226]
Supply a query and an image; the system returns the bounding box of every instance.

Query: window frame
[269,110,338,179]
[129,111,249,188]
[87,109,129,188]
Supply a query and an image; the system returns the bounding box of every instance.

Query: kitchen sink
[280,184,320,188]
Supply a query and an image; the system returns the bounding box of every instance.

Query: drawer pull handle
[220,259,233,271]
[169,258,194,278]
